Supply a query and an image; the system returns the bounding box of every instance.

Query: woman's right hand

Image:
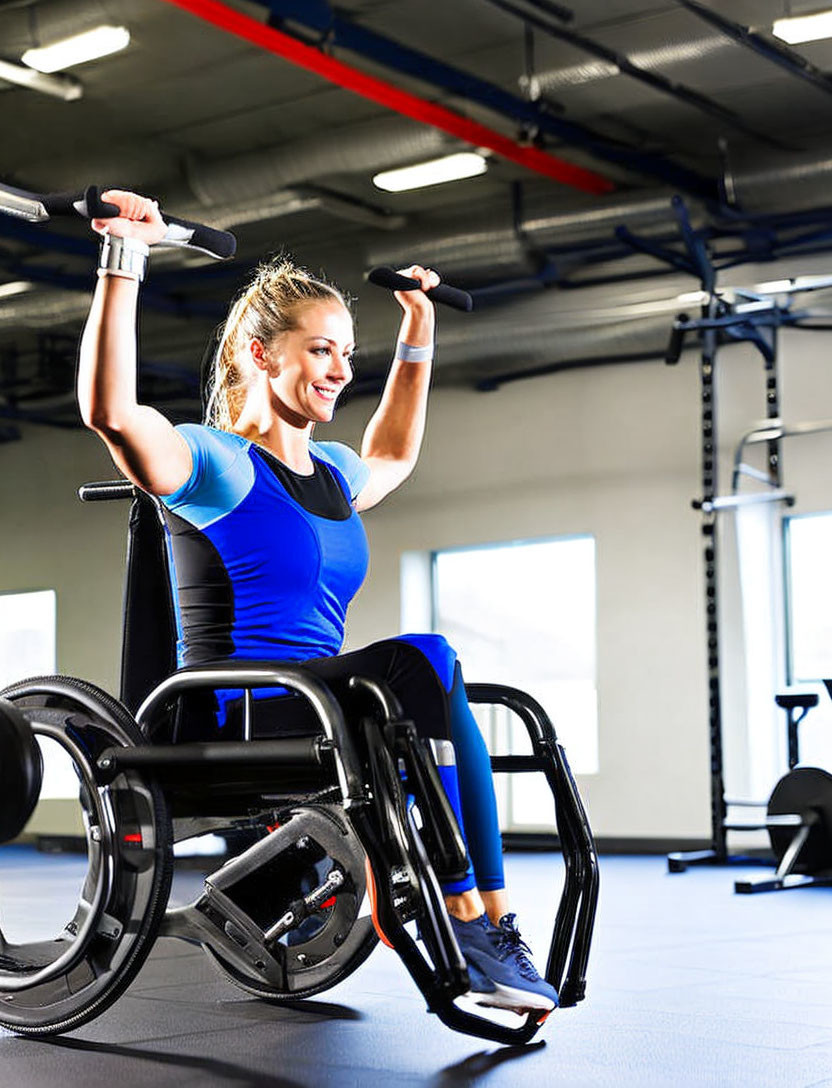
[90,189,167,246]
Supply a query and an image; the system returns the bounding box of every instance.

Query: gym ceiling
[3,0,832,435]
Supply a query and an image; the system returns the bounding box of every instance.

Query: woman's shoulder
[310,440,370,501]
[175,423,249,457]
[160,424,254,520]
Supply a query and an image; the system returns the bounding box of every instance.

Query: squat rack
[618,196,832,868]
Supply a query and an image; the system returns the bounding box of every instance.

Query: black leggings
[185,637,504,894]
[226,638,455,743]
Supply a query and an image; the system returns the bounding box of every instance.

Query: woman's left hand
[393,265,440,316]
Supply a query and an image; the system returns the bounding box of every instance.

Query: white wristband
[396,340,433,363]
[98,235,149,282]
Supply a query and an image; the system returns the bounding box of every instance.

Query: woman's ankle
[480,888,509,926]
[444,888,485,922]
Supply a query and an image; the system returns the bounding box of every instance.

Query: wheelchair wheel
[0,675,172,1036]
[203,805,378,1001]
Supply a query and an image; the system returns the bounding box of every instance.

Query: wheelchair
[0,479,598,1045]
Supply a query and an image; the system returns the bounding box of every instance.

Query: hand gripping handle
[79,186,236,260]
[367,266,473,312]
[0,181,236,260]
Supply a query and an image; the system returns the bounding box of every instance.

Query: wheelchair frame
[0,481,598,1044]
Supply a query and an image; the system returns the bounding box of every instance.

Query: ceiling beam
[676,0,832,99]
[485,0,791,151]
[253,0,716,197]
[159,0,617,194]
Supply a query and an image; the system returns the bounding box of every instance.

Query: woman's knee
[395,633,457,692]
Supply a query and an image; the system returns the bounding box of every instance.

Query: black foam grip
[38,190,98,217]
[80,185,122,220]
[35,186,126,220]
[367,266,473,312]
[665,314,689,364]
[163,213,237,260]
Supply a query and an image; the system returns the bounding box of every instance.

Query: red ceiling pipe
[159,0,616,196]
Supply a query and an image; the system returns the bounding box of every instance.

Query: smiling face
[261,300,355,426]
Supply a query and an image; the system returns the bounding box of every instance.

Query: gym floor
[1,849,831,1087]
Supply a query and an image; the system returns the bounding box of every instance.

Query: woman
[77,190,557,1016]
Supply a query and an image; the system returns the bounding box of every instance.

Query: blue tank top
[158,424,370,669]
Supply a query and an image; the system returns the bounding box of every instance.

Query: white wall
[331,316,832,840]
[332,359,711,840]
[3,300,832,843]
[0,424,127,693]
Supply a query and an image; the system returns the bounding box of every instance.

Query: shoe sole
[470,979,557,1013]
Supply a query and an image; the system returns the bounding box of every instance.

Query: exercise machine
[729,686,832,893]
[618,194,832,882]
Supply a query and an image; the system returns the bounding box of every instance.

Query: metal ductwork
[352,275,692,380]
[0,271,687,384]
[366,189,696,281]
[19,115,449,213]
[533,33,731,94]
[366,149,832,282]
[0,289,90,329]
[170,187,406,232]
[728,151,832,215]
[185,116,451,208]
[439,310,673,385]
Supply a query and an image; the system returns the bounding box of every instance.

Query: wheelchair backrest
[80,481,176,714]
[120,491,177,713]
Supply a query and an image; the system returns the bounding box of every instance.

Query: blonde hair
[204,258,348,431]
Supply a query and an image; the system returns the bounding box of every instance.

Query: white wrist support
[98,235,149,282]
[396,340,433,363]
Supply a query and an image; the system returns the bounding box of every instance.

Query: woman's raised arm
[355,265,438,512]
[77,189,193,496]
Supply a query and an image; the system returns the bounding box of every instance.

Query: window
[428,536,598,830]
[786,512,832,683]
[0,589,56,689]
[0,589,73,800]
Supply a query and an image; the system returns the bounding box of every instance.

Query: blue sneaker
[449,912,558,1013]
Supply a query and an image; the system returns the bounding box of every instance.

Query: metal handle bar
[367,266,473,312]
[135,665,365,805]
[0,181,236,261]
[78,479,137,502]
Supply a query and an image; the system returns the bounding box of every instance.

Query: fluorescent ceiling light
[0,58,81,100]
[772,9,832,44]
[0,281,34,300]
[373,152,487,192]
[22,26,130,74]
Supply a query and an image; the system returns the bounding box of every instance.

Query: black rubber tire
[0,675,173,1036]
